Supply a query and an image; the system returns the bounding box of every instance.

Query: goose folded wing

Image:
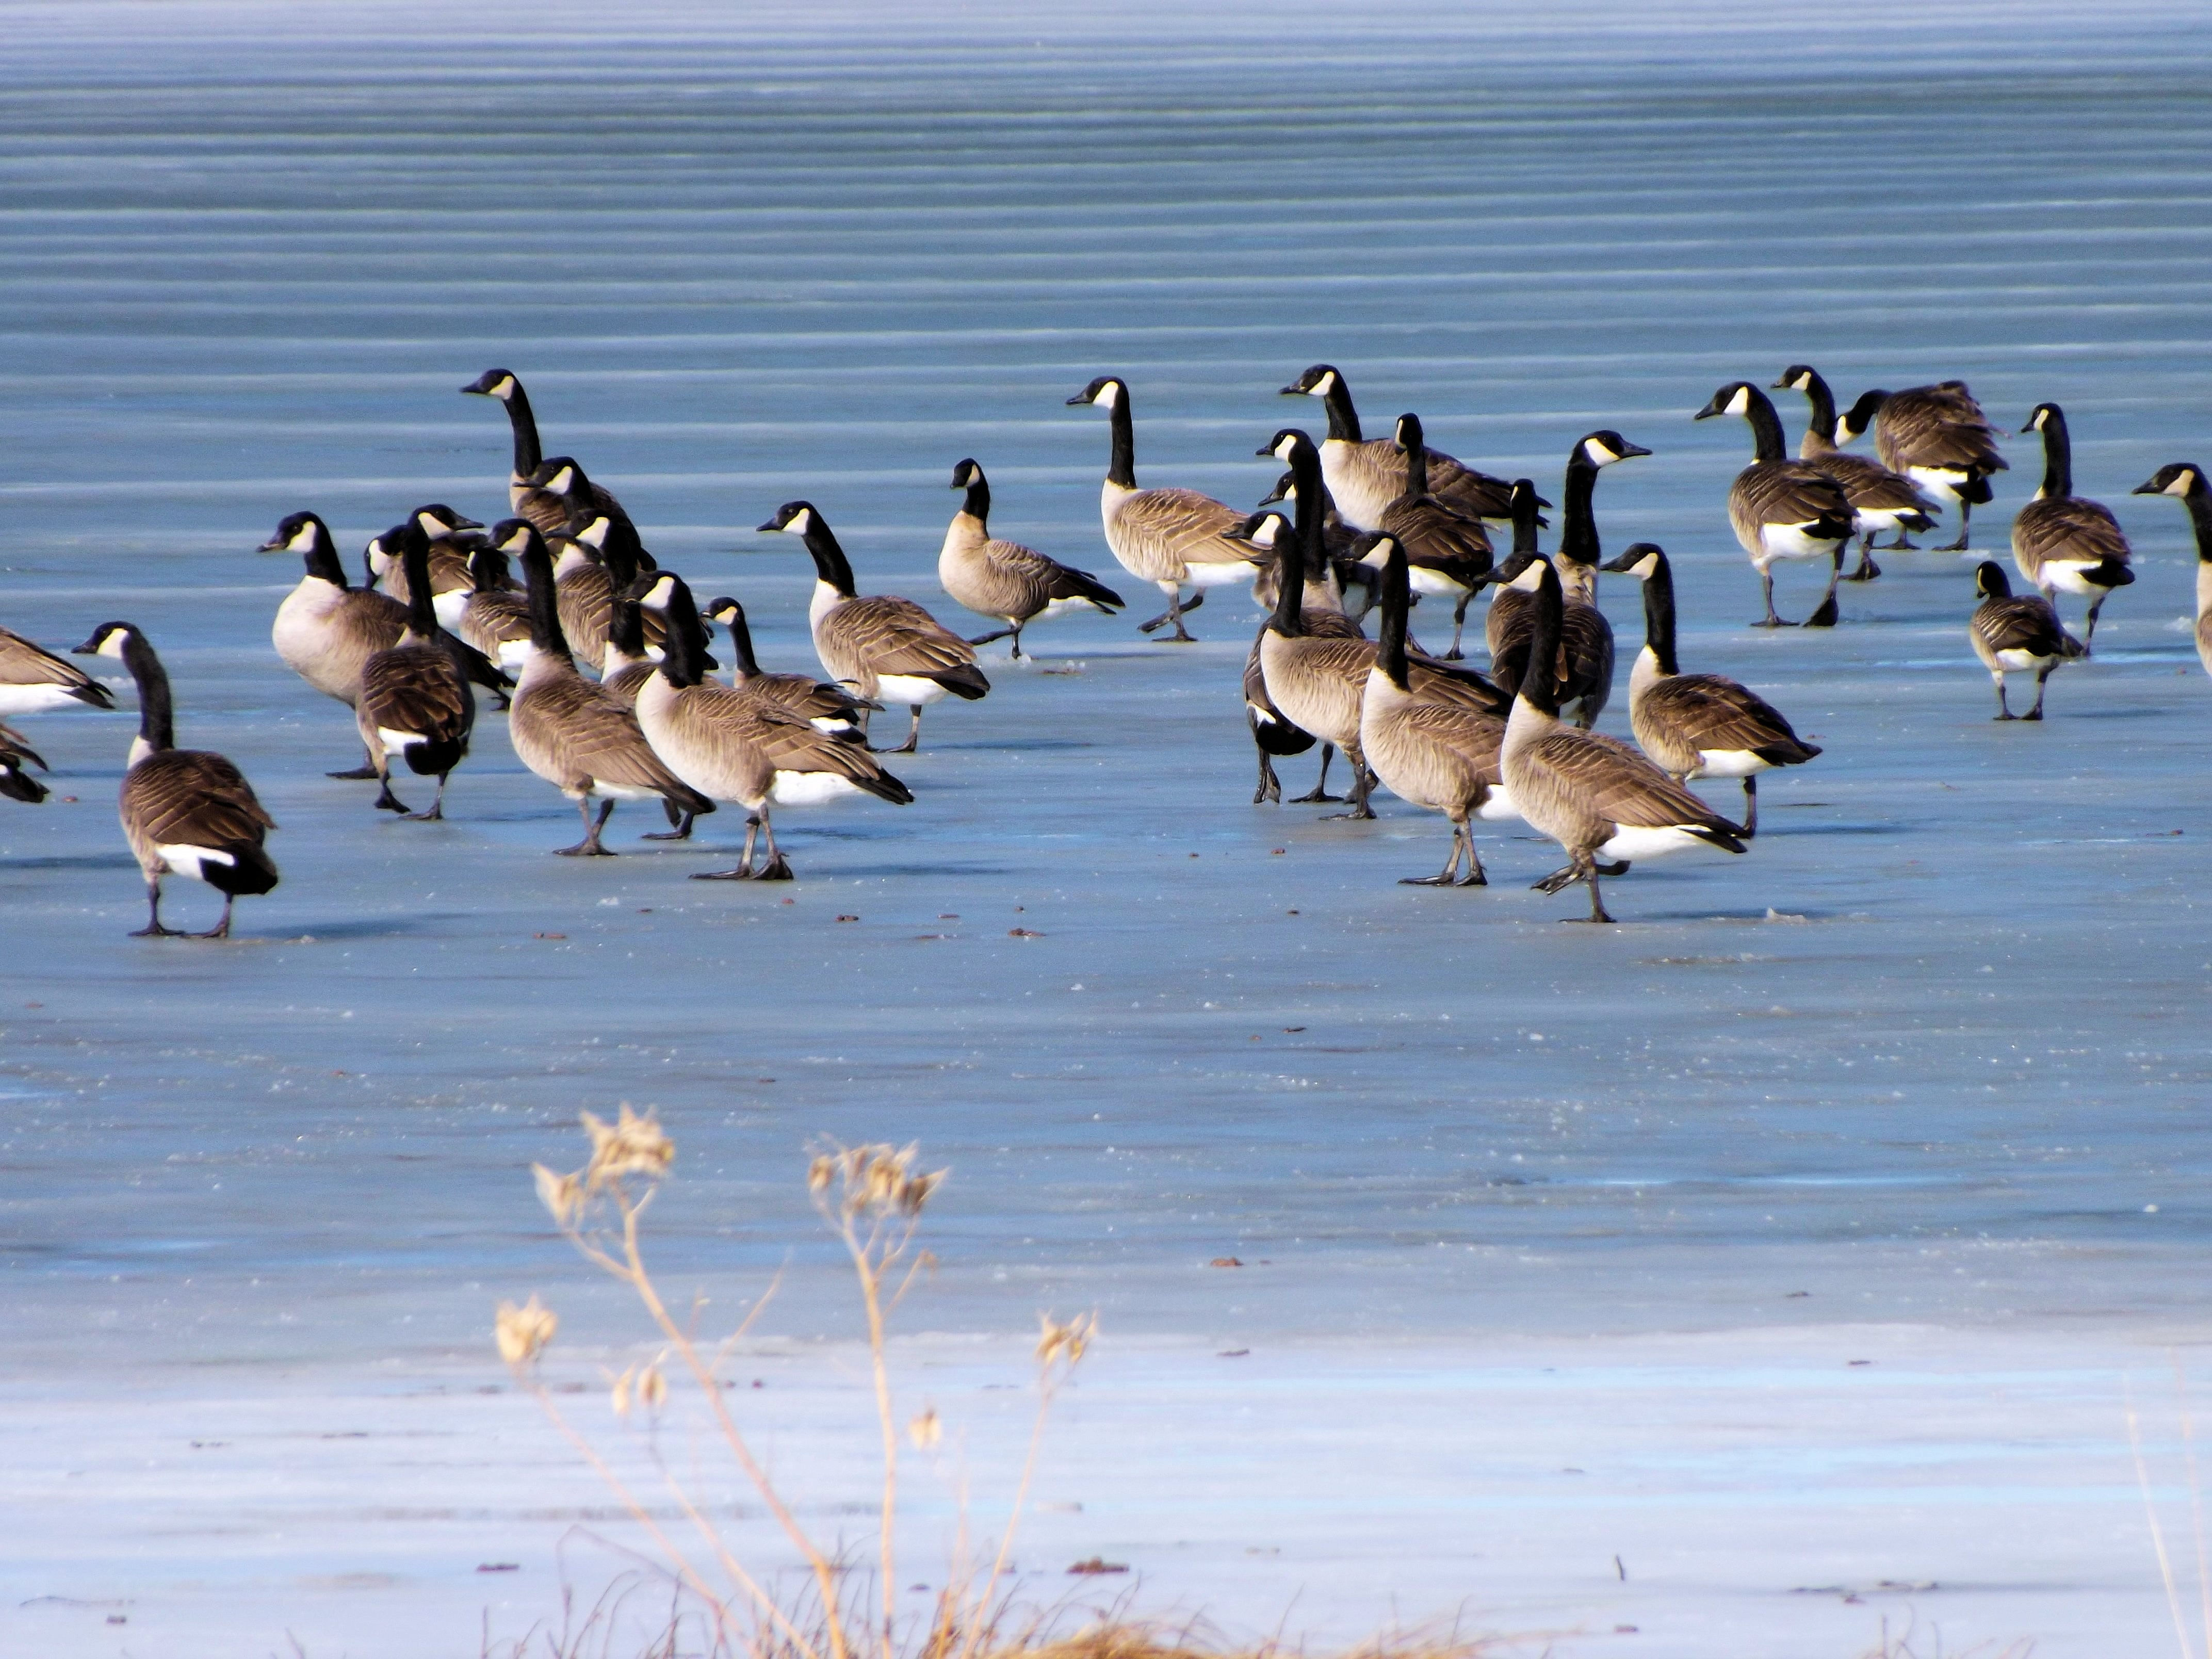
[1,627,117,705]
[2021,497,2130,563]
[361,650,470,737]
[831,597,985,681]
[1377,498,1494,573]
[1422,452,1518,518]
[1647,674,1815,760]
[1406,656,1509,715]
[1396,699,1505,776]
[1817,451,1940,511]
[1115,487,1255,565]
[1533,730,1738,833]
[1742,462,1855,524]
[1979,597,2078,657]
[130,751,276,842]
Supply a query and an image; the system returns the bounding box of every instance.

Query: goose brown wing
[741,694,914,801]
[1738,461,1855,527]
[1406,656,1510,716]
[1880,388,2008,472]
[2015,497,2130,567]
[1114,487,1256,571]
[0,626,116,706]
[1808,450,1939,513]
[1377,497,1494,580]
[1422,451,1518,521]
[527,676,697,796]
[360,643,470,740]
[1290,634,1380,690]
[461,590,531,656]
[995,539,1126,609]
[1645,674,1818,762]
[826,596,980,677]
[1532,729,1739,833]
[126,749,276,845]
[1396,698,1505,777]
[1974,595,2079,658]
[756,671,879,721]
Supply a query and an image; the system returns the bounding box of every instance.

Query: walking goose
[939,458,1125,655]
[0,625,116,717]
[628,571,913,880]
[1772,365,1940,579]
[1238,509,1364,806]
[1970,561,2084,720]
[0,722,48,803]
[701,596,877,733]
[2130,462,2212,676]
[758,500,989,752]
[1361,538,1516,886]
[1279,365,1526,529]
[1834,382,2007,552]
[73,623,278,938]
[1694,382,1856,628]
[1066,376,1262,641]
[1497,558,1746,923]
[2014,402,2135,647]
[356,523,475,819]
[499,520,712,855]
[264,509,412,777]
[1363,412,1494,658]
[1599,543,1820,834]
[462,370,633,530]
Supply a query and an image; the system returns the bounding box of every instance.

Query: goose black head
[624,571,679,609]
[525,457,584,496]
[1694,383,1757,421]
[1230,509,1290,547]
[949,457,985,490]
[757,501,819,536]
[1773,365,1815,392]
[1576,431,1651,466]
[2133,462,2205,498]
[1280,364,1339,398]
[1836,389,1888,441]
[1258,428,1313,463]
[1066,376,1124,409]
[1394,411,1424,451]
[2021,402,2063,436]
[414,503,483,536]
[1974,560,2012,600]
[1507,478,1549,532]
[1600,543,1666,579]
[74,620,139,659]
[461,369,518,400]
[259,510,330,555]
[1494,551,1549,593]
[703,596,745,624]
[489,517,544,558]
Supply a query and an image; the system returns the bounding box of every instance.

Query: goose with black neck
[2132,462,2212,676]
[1695,382,1855,628]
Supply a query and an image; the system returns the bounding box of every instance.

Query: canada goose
[463,370,633,530]
[2014,402,2135,648]
[1237,509,1364,806]
[1694,382,1856,628]
[628,571,912,880]
[1771,365,1939,580]
[72,623,278,938]
[939,458,1125,656]
[758,500,989,752]
[1066,376,1262,641]
[356,522,475,818]
[1251,470,1373,614]
[367,505,483,608]
[1552,431,1650,603]
[495,520,713,854]
[1970,561,2084,720]
[1478,478,1549,659]
[1366,412,1494,658]
[1599,542,1820,835]
[1497,558,1746,923]
[567,513,669,668]
[1835,382,2007,552]
[0,722,48,803]
[1360,538,1516,886]
[2129,462,2212,676]
[700,596,877,733]
[264,509,413,777]
[454,543,534,670]
[1279,365,1528,529]
[0,625,116,716]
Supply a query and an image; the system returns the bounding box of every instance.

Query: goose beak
[755,517,783,533]
[2130,477,2160,495]
[1277,382,1306,396]
[1616,441,1653,459]
[1254,441,1279,458]
[451,512,484,530]
[255,535,286,552]
[1063,391,1089,406]
[1598,551,1639,573]
[1691,401,1722,421]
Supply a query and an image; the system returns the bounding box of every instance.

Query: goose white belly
[1475,785,1522,823]
[2039,561,2108,595]
[0,684,90,715]
[590,779,667,803]
[1849,505,1919,534]
[875,673,951,708]
[375,725,425,756]
[1033,595,1097,623]
[496,639,531,670]
[1905,464,1974,503]
[1597,824,1714,861]
[1180,557,1259,590]
[431,591,469,631]
[1318,440,1395,531]
[770,770,866,807]
[1995,646,2056,671]
[1691,749,1771,779]
[1408,567,1471,598]
[1757,521,1844,561]
[154,842,237,881]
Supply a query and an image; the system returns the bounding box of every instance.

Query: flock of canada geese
[3,363,2208,934]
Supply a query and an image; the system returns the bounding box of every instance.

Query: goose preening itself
[0,722,48,803]
[73,623,278,938]
[1360,537,1515,886]
[1835,381,2007,552]
[939,458,1125,655]
[1279,365,1526,529]
[0,624,117,717]
[1695,382,1856,628]
[497,519,713,855]
[628,572,913,881]
[2014,402,2134,648]
[701,596,877,735]
[264,509,414,778]
[2130,462,2212,676]
[1363,412,1495,658]
[1599,543,1820,835]
[356,523,475,819]
[1970,561,2084,721]
[1066,376,1261,641]
[463,370,633,531]
[759,500,989,753]
[1772,364,1940,580]
[1238,509,1364,806]
[1497,558,1746,923]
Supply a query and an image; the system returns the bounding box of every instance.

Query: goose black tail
[206,842,281,897]
[932,664,991,701]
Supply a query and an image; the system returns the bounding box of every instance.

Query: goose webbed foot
[1931,535,1970,553]
[1291,786,1344,803]
[189,900,237,940]
[131,922,184,937]
[1844,556,1882,582]
[1254,754,1281,805]
[1751,616,1794,628]
[1454,867,1488,887]
[328,763,381,780]
[372,781,411,814]
[967,626,1017,647]
[552,842,614,856]
[756,854,794,881]
[1804,592,1841,628]
[692,866,755,880]
[1533,864,1580,894]
[1880,534,1921,551]
[1442,646,1465,661]
[1400,873,1456,886]
[2021,708,2043,722]
[640,812,695,842]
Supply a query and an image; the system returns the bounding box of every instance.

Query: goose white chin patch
[1726,385,1751,415]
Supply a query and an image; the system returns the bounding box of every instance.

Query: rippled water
[3,2,2211,1653]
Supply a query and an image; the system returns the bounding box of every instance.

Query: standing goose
[1066,376,1262,641]
[1551,431,1650,604]
[1279,365,1526,529]
[1481,479,1550,664]
[1364,412,1495,658]
[1360,537,1515,886]
[1253,469,1375,616]
[1835,382,2007,552]
[462,370,633,530]
[356,523,475,819]
[939,458,1125,656]
[2014,402,2135,647]
[1694,382,1856,628]
[0,625,116,717]
[72,623,278,938]
[759,500,989,753]
[264,509,412,777]
[1970,561,2084,720]
[1238,509,1364,807]
[497,519,712,854]
[367,505,484,608]
[1771,365,1940,579]
[453,542,534,671]
[2130,462,2212,676]
[1497,558,1746,923]
[700,596,877,734]
[0,722,48,803]
[1599,543,1820,834]
[628,572,913,880]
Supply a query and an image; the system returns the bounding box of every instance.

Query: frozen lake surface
[4,1,2212,1654]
